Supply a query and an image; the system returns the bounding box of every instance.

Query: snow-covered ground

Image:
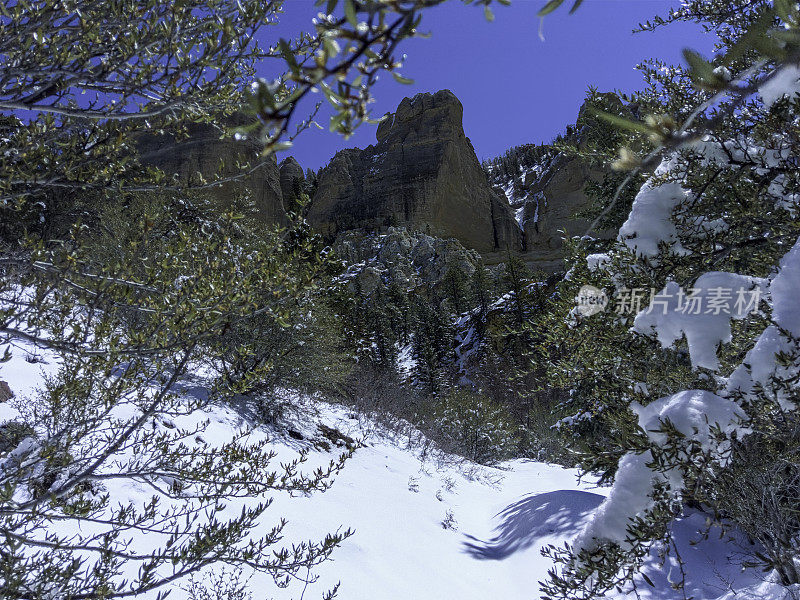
[255,402,791,600]
[264,414,600,600]
[0,344,796,600]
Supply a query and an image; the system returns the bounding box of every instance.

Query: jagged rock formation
[307,90,522,254]
[518,154,608,268]
[486,96,622,271]
[137,115,288,224]
[336,227,481,295]
[279,157,305,211]
[136,92,619,273]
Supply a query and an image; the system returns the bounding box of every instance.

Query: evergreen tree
[410,292,455,396]
[442,265,472,315]
[500,254,531,328]
[385,279,412,344]
[537,1,800,596]
[465,264,493,368]
[433,388,518,465]
[368,286,401,368]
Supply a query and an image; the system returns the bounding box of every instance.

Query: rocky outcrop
[336,226,482,295]
[0,381,13,403]
[519,154,608,269]
[133,91,621,273]
[308,90,522,254]
[137,115,288,225]
[516,98,628,269]
[279,157,305,211]
[485,95,626,271]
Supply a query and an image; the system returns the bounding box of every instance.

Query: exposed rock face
[519,154,608,269]
[137,115,287,225]
[0,381,13,403]
[279,157,305,211]
[308,90,522,254]
[336,226,482,294]
[485,95,625,272]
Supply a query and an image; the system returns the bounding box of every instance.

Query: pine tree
[410,291,455,396]
[466,265,492,358]
[442,265,472,315]
[433,388,517,464]
[502,254,531,329]
[537,1,800,596]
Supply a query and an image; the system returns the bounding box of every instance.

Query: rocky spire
[307,90,523,254]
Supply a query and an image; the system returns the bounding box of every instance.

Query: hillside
[0,345,787,600]
[148,89,612,272]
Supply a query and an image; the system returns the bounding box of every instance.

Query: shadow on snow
[462,489,604,561]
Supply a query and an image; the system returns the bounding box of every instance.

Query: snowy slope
[0,344,794,600]
[261,406,781,600]
[262,427,601,600]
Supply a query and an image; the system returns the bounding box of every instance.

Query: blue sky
[263,1,713,171]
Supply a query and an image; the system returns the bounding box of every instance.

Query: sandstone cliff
[518,154,608,269]
[307,90,522,254]
[486,95,623,271]
[136,92,618,273]
[137,115,288,225]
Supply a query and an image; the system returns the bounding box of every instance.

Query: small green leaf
[752,32,788,61]
[329,111,346,131]
[683,49,716,80]
[592,108,650,135]
[484,5,494,22]
[272,141,293,152]
[723,9,776,65]
[771,29,800,44]
[392,72,414,85]
[538,0,565,17]
[278,39,298,73]
[569,0,585,14]
[322,36,339,58]
[775,0,795,24]
[344,0,358,28]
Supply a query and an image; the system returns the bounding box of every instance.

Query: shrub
[433,388,518,465]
